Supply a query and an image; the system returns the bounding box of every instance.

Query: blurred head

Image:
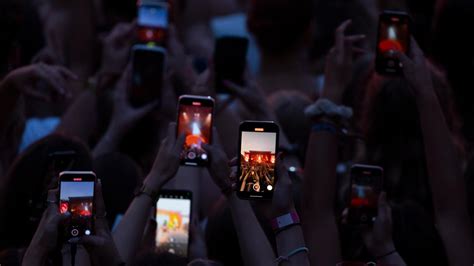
[93,152,142,227]
[0,134,92,249]
[358,62,464,204]
[268,90,312,163]
[247,0,315,56]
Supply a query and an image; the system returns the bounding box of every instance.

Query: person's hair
[0,134,92,249]
[247,0,314,55]
[357,62,464,206]
[93,152,142,227]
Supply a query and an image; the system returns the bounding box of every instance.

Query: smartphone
[237,121,279,200]
[137,1,169,44]
[155,190,192,257]
[214,36,249,93]
[348,164,383,226]
[177,95,214,166]
[375,11,411,75]
[49,150,76,175]
[58,171,96,239]
[130,44,166,108]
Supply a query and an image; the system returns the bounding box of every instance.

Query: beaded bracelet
[275,247,309,265]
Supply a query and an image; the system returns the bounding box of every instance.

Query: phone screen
[214,36,248,93]
[348,165,383,226]
[156,191,192,257]
[59,172,95,238]
[137,4,168,43]
[376,12,410,74]
[130,46,165,107]
[237,122,279,200]
[177,96,214,166]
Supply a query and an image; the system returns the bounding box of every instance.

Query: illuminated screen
[156,197,191,257]
[138,5,168,28]
[60,181,94,236]
[378,18,409,56]
[178,104,212,165]
[239,131,277,193]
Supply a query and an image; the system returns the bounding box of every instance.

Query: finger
[341,208,349,224]
[228,157,238,167]
[393,50,414,74]
[223,80,244,96]
[211,127,222,148]
[34,64,66,96]
[174,132,186,155]
[352,47,368,54]
[116,63,132,100]
[167,122,177,146]
[343,37,353,65]
[54,65,78,80]
[40,64,68,95]
[409,36,424,62]
[47,188,59,205]
[24,89,52,102]
[377,192,390,222]
[94,180,107,223]
[276,153,291,186]
[133,100,159,118]
[335,20,352,61]
[78,235,106,247]
[344,34,366,43]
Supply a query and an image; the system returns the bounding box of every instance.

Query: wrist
[368,241,395,258]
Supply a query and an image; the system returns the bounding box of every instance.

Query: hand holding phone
[347,165,383,226]
[375,11,411,75]
[237,121,279,200]
[177,95,215,167]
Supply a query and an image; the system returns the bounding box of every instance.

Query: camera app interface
[377,15,409,71]
[59,179,94,237]
[178,102,212,166]
[239,131,277,193]
[156,195,191,257]
[131,49,164,107]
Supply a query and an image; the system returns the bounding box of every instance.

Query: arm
[203,129,275,266]
[112,123,184,264]
[396,39,474,265]
[302,20,364,265]
[92,65,157,158]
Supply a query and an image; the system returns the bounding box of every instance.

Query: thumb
[377,192,391,224]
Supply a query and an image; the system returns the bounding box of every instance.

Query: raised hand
[2,63,77,101]
[361,192,395,257]
[323,20,365,103]
[202,128,234,195]
[108,64,159,136]
[394,37,433,97]
[145,122,185,191]
[74,180,124,266]
[99,21,136,75]
[270,155,295,217]
[23,190,70,266]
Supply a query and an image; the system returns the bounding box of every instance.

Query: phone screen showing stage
[59,177,94,238]
[238,129,277,199]
[177,98,213,166]
[156,192,191,257]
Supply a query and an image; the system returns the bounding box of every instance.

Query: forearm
[22,246,48,266]
[417,89,474,263]
[377,251,407,266]
[112,193,154,264]
[228,193,275,266]
[276,225,309,266]
[302,131,341,264]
